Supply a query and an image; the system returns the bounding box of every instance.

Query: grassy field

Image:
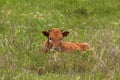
[0,0,120,80]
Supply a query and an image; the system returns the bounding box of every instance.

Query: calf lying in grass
[42,28,90,53]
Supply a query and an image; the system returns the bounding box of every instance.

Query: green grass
[0,0,120,80]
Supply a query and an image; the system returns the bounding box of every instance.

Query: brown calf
[42,28,90,53]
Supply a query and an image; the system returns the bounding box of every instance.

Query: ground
[0,0,120,80]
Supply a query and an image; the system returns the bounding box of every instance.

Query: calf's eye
[49,38,52,40]
[49,37,53,41]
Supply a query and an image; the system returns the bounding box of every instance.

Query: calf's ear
[62,31,69,37]
[42,31,49,37]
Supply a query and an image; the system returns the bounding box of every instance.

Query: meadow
[0,0,120,80]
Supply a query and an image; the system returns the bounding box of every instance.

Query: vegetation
[0,0,120,80]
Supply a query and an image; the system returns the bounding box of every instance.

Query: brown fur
[42,28,90,53]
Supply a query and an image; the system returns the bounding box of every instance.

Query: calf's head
[42,28,69,51]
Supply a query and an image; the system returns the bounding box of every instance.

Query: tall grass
[0,0,120,80]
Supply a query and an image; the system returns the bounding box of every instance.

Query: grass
[0,0,120,80]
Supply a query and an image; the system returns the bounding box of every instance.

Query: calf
[42,28,90,53]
